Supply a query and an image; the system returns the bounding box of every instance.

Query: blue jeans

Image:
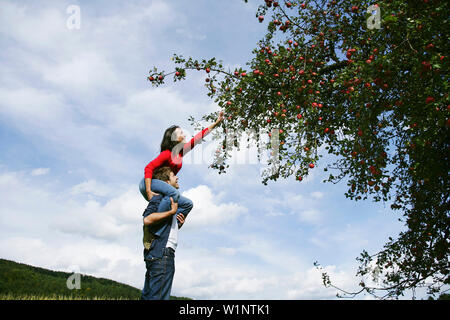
[140,178,179,202]
[141,247,175,300]
[139,178,193,220]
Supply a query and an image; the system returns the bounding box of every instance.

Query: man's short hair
[153,166,173,182]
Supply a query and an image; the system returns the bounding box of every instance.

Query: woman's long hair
[160,125,180,152]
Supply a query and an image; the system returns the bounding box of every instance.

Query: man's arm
[143,197,178,226]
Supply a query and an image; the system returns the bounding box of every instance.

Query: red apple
[425,96,435,104]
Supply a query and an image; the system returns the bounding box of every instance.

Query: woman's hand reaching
[216,110,224,124]
[209,111,224,131]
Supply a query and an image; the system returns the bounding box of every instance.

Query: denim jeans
[141,247,175,300]
[139,178,194,220]
[140,178,179,202]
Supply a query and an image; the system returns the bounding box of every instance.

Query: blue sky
[0,0,425,299]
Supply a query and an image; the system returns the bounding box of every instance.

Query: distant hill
[0,258,191,300]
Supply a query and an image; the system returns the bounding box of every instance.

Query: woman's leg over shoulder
[151,179,180,202]
[177,195,193,218]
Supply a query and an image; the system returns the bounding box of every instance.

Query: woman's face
[174,127,186,143]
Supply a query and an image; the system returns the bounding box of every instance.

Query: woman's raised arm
[182,111,224,156]
[208,111,224,131]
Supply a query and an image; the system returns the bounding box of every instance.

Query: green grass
[0,293,133,300]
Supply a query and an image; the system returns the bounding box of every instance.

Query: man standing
[141,166,192,300]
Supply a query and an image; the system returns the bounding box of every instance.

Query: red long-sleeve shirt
[144,127,210,179]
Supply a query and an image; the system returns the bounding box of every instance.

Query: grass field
[0,293,136,300]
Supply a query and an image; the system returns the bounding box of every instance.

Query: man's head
[153,166,179,189]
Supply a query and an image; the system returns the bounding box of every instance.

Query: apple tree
[146,0,449,299]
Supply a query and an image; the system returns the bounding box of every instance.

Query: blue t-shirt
[142,195,173,260]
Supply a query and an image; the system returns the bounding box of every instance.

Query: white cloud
[298,208,323,225]
[181,185,248,229]
[0,87,69,128]
[52,184,149,240]
[172,240,359,299]
[175,28,207,41]
[70,179,113,197]
[286,265,359,299]
[40,52,119,94]
[106,87,217,147]
[217,247,237,256]
[31,168,50,176]
[0,3,67,51]
[311,191,324,199]
[0,84,143,177]
[0,169,146,240]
